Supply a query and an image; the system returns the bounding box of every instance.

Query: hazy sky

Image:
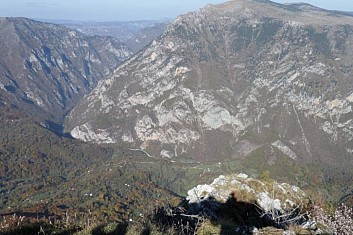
[1,0,352,22]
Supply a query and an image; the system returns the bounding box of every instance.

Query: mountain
[65,0,353,188]
[0,17,132,130]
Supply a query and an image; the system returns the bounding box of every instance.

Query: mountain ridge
[65,0,353,194]
[202,0,353,25]
[0,17,132,131]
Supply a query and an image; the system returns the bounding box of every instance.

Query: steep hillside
[0,104,180,224]
[0,17,132,129]
[65,0,353,188]
[0,103,110,210]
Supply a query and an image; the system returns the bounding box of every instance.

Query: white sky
[0,0,352,21]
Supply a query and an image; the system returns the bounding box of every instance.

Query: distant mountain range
[60,20,166,40]
[58,20,171,53]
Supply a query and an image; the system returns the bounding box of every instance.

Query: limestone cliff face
[65,0,353,170]
[0,17,132,127]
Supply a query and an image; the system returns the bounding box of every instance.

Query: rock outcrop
[186,173,306,213]
[156,173,321,234]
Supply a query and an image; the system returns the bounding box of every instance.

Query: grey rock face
[0,17,132,126]
[66,0,353,169]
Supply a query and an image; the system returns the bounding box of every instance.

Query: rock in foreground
[155,174,327,234]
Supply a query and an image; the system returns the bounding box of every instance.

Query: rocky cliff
[0,17,132,129]
[65,0,353,178]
